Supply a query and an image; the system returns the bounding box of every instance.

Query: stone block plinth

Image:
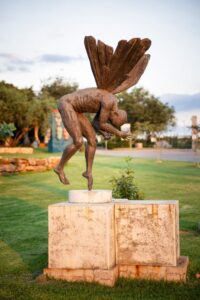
[115,200,180,266]
[119,256,189,282]
[44,193,188,286]
[48,201,115,270]
[44,265,118,287]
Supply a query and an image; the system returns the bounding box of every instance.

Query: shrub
[107,136,130,149]
[110,157,143,200]
[0,122,16,145]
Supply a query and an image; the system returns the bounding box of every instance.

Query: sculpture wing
[84,36,151,94]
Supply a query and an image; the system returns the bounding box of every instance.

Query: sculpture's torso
[59,88,116,113]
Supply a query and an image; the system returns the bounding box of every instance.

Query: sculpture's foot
[82,171,93,191]
[54,167,70,185]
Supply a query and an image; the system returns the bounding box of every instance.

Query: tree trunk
[34,125,40,144]
[12,128,30,146]
[4,137,13,147]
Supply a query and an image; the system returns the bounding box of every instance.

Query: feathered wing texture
[84,36,151,94]
[112,54,150,94]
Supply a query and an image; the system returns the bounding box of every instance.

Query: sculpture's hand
[100,130,112,140]
[119,131,132,139]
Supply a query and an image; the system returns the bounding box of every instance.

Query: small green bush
[0,122,16,144]
[107,136,130,149]
[110,157,143,200]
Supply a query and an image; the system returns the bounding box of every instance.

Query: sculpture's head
[109,109,127,127]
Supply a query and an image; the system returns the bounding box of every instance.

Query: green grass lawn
[0,150,200,299]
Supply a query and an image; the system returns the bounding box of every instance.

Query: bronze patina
[54,36,151,190]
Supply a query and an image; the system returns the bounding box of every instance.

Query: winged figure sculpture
[54,36,151,190]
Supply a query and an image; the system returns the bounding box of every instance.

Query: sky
[0,0,200,130]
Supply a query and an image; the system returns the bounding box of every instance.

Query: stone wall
[0,157,60,175]
[0,147,33,154]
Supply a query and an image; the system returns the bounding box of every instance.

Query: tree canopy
[0,81,33,127]
[0,79,79,146]
[41,77,78,100]
[0,80,176,146]
[117,87,176,135]
[0,81,55,145]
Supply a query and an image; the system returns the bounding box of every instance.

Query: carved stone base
[45,193,189,286]
[119,256,189,282]
[43,266,119,287]
[43,257,188,286]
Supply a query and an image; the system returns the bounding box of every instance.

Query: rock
[27,158,37,166]
[0,164,16,173]
[17,158,29,166]
[25,166,35,171]
[34,165,47,172]
[0,158,11,165]
[16,163,27,172]
[0,156,61,174]
[36,159,46,166]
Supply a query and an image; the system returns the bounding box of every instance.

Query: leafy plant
[110,157,143,200]
[0,122,16,144]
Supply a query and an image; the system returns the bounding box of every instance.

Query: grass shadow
[0,197,48,277]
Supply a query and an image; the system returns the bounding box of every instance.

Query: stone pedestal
[44,192,189,286]
[48,202,115,270]
[115,200,180,266]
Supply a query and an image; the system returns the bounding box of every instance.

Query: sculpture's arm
[92,113,112,140]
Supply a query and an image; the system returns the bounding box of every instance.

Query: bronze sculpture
[54,36,151,190]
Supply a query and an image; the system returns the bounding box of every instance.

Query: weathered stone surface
[48,202,115,269]
[0,157,60,175]
[44,266,118,287]
[47,157,61,165]
[69,190,112,203]
[0,158,10,164]
[119,256,189,282]
[25,166,35,171]
[115,200,180,266]
[27,158,37,166]
[0,147,33,154]
[16,163,27,172]
[0,164,16,173]
[33,165,47,172]
[45,196,188,286]
[35,159,46,166]
[44,257,188,284]
[17,158,29,165]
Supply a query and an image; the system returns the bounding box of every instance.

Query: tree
[40,77,79,144]
[28,92,55,144]
[0,81,36,145]
[0,81,55,146]
[41,77,78,100]
[117,87,176,137]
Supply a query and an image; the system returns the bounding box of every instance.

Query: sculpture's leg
[78,114,96,190]
[54,104,83,185]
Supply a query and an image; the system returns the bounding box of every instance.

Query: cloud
[39,54,85,63]
[0,53,34,72]
[0,52,86,72]
[0,53,34,66]
[6,65,30,72]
